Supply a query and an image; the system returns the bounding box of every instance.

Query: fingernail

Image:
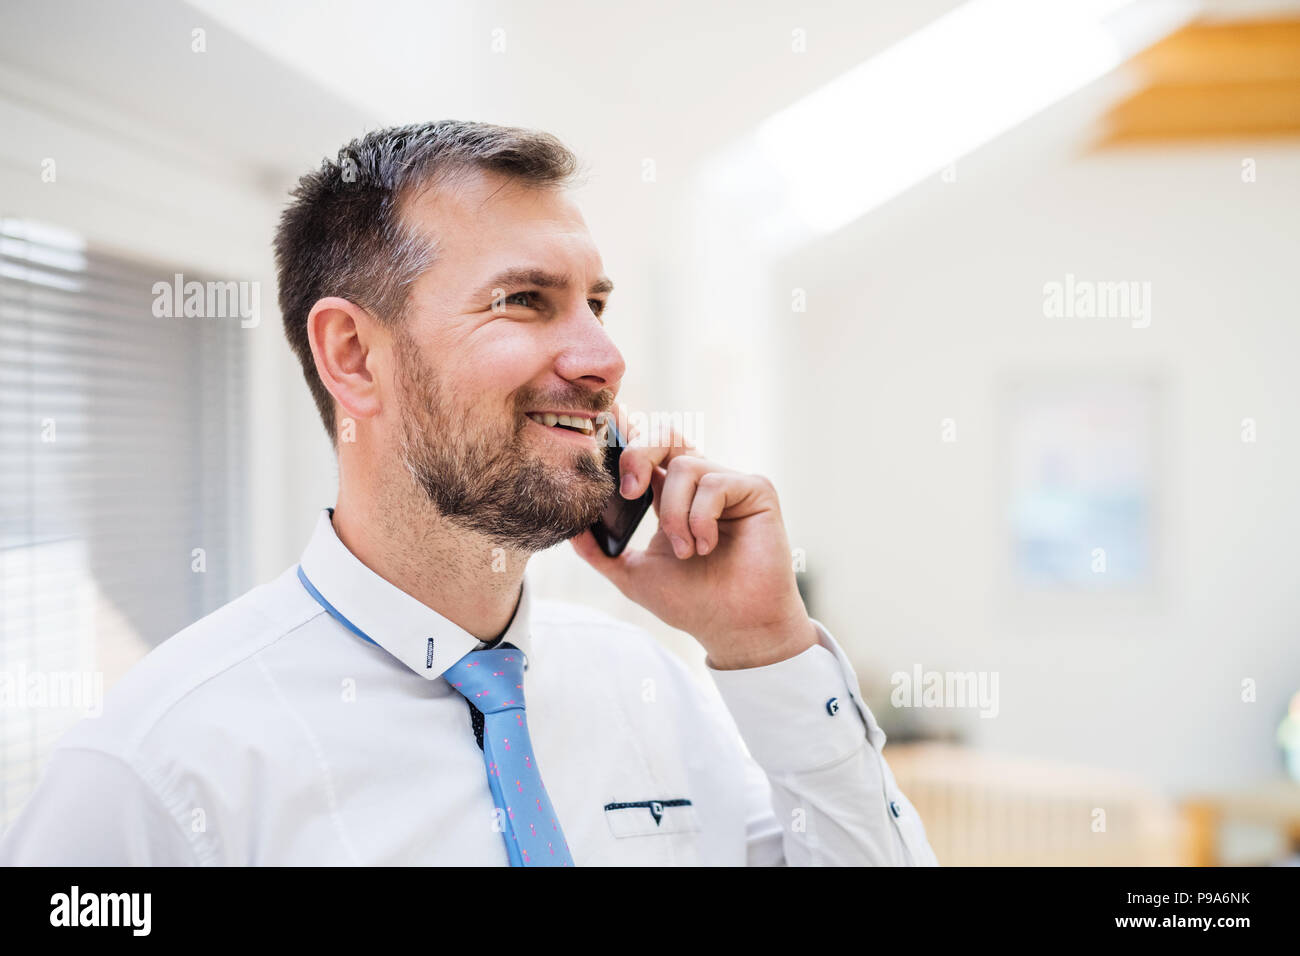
[668,534,689,558]
[621,473,637,498]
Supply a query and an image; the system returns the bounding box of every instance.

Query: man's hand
[571,403,817,670]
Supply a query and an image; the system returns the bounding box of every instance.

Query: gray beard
[394,348,614,552]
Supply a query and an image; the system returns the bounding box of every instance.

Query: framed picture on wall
[998,372,1166,601]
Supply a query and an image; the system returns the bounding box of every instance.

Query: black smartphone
[590,415,653,557]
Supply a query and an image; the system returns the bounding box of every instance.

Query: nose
[552,308,625,391]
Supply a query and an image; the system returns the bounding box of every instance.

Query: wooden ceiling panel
[1098,18,1300,145]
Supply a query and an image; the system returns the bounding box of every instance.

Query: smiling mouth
[525,411,603,439]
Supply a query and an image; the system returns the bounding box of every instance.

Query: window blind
[0,218,249,828]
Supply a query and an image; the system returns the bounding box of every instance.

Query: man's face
[386,170,625,552]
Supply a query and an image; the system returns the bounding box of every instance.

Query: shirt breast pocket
[603,799,701,838]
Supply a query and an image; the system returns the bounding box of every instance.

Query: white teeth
[527,412,595,434]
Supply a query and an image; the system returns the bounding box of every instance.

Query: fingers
[656,455,708,557]
[614,405,697,500]
[687,473,729,556]
[656,457,764,558]
[594,402,778,560]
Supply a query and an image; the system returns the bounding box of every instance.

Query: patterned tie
[444,644,575,866]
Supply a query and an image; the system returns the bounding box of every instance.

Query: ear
[306,296,386,430]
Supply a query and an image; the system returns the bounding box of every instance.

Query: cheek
[471,331,554,403]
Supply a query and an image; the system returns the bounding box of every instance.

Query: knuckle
[697,471,725,490]
[659,511,686,534]
[663,523,690,543]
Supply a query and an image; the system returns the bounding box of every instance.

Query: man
[0,121,936,866]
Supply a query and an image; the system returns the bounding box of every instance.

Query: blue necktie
[445,645,575,867]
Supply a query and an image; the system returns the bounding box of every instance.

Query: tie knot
[444,645,527,714]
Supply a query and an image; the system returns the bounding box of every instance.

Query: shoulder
[57,564,325,760]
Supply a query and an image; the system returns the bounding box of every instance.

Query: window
[0,218,249,827]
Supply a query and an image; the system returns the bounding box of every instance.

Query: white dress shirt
[0,509,938,866]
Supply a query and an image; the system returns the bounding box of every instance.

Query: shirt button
[890,800,902,818]
[825,697,840,715]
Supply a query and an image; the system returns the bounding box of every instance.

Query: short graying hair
[273,120,583,441]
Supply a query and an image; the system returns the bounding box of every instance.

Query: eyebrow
[471,267,614,302]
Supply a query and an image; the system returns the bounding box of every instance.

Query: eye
[588,298,607,318]
[502,291,537,308]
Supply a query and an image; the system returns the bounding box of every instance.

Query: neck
[331,474,530,644]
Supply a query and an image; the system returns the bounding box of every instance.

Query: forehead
[401,169,603,284]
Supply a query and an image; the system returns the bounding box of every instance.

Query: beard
[392,334,616,552]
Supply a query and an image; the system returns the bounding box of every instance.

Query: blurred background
[1,0,1297,865]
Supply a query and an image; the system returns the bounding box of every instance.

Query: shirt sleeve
[0,747,200,866]
[707,619,939,866]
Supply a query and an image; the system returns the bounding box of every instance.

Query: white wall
[770,132,1300,796]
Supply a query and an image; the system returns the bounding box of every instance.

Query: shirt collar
[297,508,533,680]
